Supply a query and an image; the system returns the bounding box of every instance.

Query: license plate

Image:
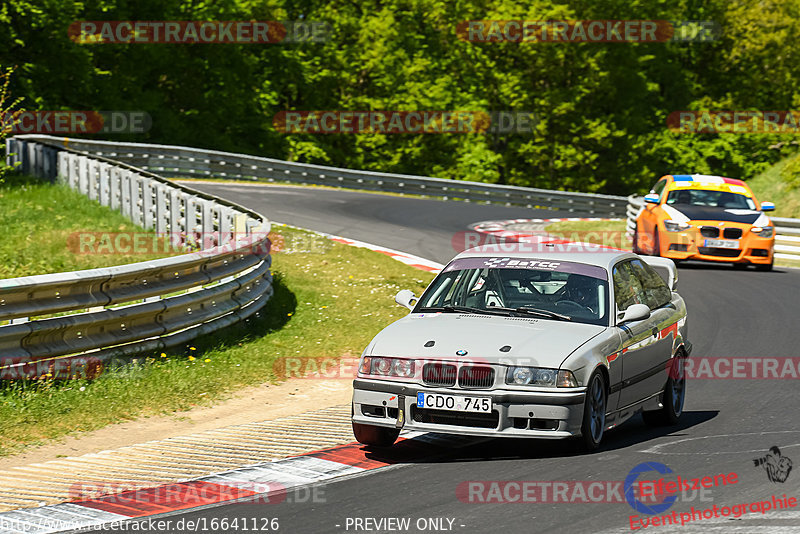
[704,239,738,249]
[416,392,492,413]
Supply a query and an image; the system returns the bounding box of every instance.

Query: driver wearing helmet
[559,274,598,313]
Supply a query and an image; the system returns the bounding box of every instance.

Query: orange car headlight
[664,220,691,232]
[751,226,775,238]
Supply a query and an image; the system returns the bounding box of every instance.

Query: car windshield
[666,189,756,209]
[416,257,609,326]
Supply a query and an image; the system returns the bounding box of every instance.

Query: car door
[614,260,674,408]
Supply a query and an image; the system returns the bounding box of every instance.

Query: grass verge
[0,174,177,279]
[0,224,434,456]
[746,152,800,219]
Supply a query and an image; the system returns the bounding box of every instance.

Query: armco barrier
[17,135,628,217]
[1,136,273,374]
[627,195,800,263]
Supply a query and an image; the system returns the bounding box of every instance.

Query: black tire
[580,371,607,451]
[652,230,661,257]
[643,355,686,426]
[352,422,399,447]
[756,261,773,272]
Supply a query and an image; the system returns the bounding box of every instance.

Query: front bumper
[659,228,774,264]
[352,379,586,439]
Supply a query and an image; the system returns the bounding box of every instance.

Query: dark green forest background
[2,0,799,194]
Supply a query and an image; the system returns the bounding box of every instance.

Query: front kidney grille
[700,226,720,238]
[723,228,743,239]
[422,363,457,387]
[458,366,495,388]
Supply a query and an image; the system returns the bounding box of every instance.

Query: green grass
[0,224,434,456]
[746,151,800,218]
[0,174,177,279]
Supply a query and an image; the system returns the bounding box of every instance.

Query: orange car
[633,174,776,270]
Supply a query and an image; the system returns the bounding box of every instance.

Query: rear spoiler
[641,256,678,290]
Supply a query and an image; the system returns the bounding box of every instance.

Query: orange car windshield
[665,189,756,210]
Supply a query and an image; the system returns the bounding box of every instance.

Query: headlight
[506,367,579,387]
[751,226,774,238]
[511,367,533,384]
[506,366,553,386]
[664,220,690,232]
[373,357,392,375]
[393,359,415,378]
[359,356,415,378]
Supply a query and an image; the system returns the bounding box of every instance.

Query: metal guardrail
[1,136,273,376]
[21,135,628,217]
[626,195,800,263]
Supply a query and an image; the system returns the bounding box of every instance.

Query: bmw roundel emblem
[455,350,468,356]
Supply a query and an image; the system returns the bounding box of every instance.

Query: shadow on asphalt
[359,410,718,465]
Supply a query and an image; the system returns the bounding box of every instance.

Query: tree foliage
[2,0,799,193]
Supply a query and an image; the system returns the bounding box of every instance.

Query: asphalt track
[111,183,800,533]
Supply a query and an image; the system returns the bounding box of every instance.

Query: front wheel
[353,422,399,447]
[580,371,607,451]
[756,260,773,272]
[643,355,686,426]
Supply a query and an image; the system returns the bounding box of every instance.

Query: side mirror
[761,201,775,212]
[395,289,418,310]
[617,303,651,324]
[644,193,660,204]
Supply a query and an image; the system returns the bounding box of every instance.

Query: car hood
[662,204,769,225]
[368,313,606,367]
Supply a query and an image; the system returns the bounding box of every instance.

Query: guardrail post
[67,153,79,189]
[155,184,168,234]
[186,196,200,247]
[78,156,89,194]
[142,177,155,230]
[130,174,144,226]
[57,151,69,184]
[120,170,132,218]
[169,190,184,238]
[201,200,215,248]
[98,162,111,206]
[110,167,121,210]
[88,159,100,200]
